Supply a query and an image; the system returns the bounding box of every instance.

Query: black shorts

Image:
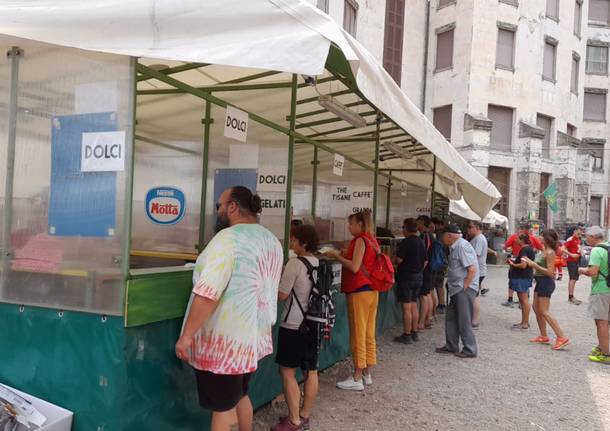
[432,272,445,290]
[534,276,556,298]
[195,369,252,412]
[567,261,580,281]
[275,327,319,371]
[476,276,485,297]
[396,274,423,303]
[420,269,433,297]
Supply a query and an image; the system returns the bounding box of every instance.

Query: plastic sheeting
[0,291,402,431]
[0,0,501,217]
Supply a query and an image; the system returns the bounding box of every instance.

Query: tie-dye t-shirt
[185,223,283,375]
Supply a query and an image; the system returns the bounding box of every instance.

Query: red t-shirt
[341,232,378,293]
[504,233,543,256]
[563,235,581,262]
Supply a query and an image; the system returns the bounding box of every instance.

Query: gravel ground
[254,265,610,431]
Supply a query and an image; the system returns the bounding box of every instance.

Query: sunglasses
[216,200,234,211]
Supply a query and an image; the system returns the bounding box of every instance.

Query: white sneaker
[362,374,373,386]
[336,376,364,391]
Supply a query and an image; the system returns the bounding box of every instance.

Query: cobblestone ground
[254,265,610,431]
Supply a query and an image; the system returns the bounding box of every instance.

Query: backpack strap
[593,244,609,280]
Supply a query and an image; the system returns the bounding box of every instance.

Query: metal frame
[130,59,444,269]
[0,46,22,295]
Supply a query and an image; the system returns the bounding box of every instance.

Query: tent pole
[372,116,381,227]
[385,172,392,229]
[312,146,318,219]
[0,46,22,295]
[121,57,138,293]
[430,155,437,217]
[283,74,298,262]
[198,101,212,253]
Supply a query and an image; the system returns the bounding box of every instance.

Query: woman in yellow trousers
[325,210,379,391]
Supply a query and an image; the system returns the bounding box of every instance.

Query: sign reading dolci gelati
[145,187,186,225]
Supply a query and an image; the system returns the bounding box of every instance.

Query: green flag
[542,182,558,213]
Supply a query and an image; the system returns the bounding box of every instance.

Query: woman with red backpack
[324,210,381,391]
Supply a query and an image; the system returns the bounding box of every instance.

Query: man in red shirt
[564,226,583,305]
[502,223,544,307]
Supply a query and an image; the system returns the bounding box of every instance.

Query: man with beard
[176,186,283,431]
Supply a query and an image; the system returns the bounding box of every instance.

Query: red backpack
[360,235,395,292]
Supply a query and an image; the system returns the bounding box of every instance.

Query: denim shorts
[534,276,556,298]
[509,278,532,293]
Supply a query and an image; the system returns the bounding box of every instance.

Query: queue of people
[174,185,610,431]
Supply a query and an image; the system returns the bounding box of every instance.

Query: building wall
[312,0,608,231]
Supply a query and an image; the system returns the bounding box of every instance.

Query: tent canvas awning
[0,0,501,217]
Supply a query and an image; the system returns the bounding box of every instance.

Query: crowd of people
[174,185,610,431]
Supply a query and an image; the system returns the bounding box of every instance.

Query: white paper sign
[81,131,125,172]
[257,167,287,192]
[333,153,345,176]
[224,106,249,142]
[401,181,408,197]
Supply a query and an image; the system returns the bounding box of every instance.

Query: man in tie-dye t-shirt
[176,186,283,430]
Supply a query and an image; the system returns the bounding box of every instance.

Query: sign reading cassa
[224,106,249,142]
[145,187,186,225]
[81,131,125,172]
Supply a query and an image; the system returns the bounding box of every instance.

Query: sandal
[511,323,529,330]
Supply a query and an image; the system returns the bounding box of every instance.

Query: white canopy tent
[449,198,509,229]
[0,0,501,217]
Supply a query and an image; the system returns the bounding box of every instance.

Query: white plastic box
[1,384,73,431]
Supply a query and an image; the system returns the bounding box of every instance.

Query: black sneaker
[411,332,420,342]
[393,333,413,344]
[436,305,446,314]
[480,288,489,296]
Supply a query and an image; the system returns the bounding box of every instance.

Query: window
[546,0,559,20]
[435,26,455,71]
[589,0,610,26]
[383,0,405,84]
[496,26,516,70]
[488,105,514,152]
[586,44,609,74]
[584,90,607,121]
[574,1,583,36]
[589,143,605,171]
[536,114,553,159]
[543,37,557,82]
[433,105,452,141]
[438,0,455,7]
[567,123,577,137]
[590,196,602,226]
[571,52,580,94]
[343,0,358,37]
[488,166,511,216]
[539,173,551,226]
[317,0,329,13]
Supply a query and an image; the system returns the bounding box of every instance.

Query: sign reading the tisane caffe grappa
[330,185,373,217]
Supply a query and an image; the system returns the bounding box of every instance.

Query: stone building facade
[311,0,610,233]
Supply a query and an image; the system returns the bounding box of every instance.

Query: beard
[215,212,230,233]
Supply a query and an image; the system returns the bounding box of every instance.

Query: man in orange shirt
[502,223,544,307]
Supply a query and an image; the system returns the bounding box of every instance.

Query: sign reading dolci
[145,187,186,225]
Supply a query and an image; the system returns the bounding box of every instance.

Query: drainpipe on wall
[420,0,430,113]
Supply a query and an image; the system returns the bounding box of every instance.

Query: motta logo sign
[145,187,186,225]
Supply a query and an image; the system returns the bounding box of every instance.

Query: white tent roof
[450,198,509,228]
[0,0,501,217]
